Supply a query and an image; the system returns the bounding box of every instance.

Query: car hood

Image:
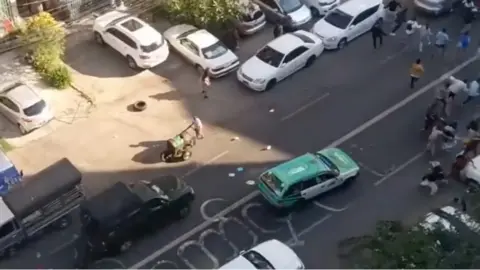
[163,24,197,42]
[289,4,312,25]
[93,10,128,30]
[207,50,239,69]
[318,148,359,175]
[240,56,277,80]
[312,18,344,39]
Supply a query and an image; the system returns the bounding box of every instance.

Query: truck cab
[0,158,84,257]
[0,150,22,196]
[80,175,195,260]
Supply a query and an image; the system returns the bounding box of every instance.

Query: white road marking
[326,55,480,149]
[286,214,332,246]
[313,201,349,212]
[379,45,409,65]
[129,54,480,269]
[48,234,79,255]
[280,93,330,121]
[180,150,229,178]
[374,151,425,186]
[200,198,227,221]
[357,161,385,177]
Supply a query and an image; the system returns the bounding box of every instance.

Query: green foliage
[40,64,72,90]
[19,12,70,89]
[163,0,245,30]
[338,218,480,269]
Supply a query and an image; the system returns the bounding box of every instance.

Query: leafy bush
[163,0,244,30]
[40,64,72,90]
[19,12,69,89]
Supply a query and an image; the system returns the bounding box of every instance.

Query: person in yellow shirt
[410,58,424,89]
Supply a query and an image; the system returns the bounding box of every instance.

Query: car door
[281,182,304,205]
[277,46,307,80]
[360,5,380,33]
[178,38,203,66]
[314,172,338,194]
[0,220,23,253]
[104,28,125,52]
[347,10,369,40]
[299,178,320,199]
[114,31,139,57]
[0,97,20,123]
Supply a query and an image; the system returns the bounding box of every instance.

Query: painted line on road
[326,54,479,149]
[286,214,332,246]
[373,151,425,186]
[379,45,409,65]
[180,150,229,179]
[280,93,330,121]
[130,190,260,269]
[313,201,349,212]
[129,54,480,269]
[357,162,385,177]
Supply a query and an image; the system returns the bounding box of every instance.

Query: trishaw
[161,125,197,162]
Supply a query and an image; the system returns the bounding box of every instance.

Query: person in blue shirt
[458,31,471,51]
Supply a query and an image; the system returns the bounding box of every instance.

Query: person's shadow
[130,140,167,164]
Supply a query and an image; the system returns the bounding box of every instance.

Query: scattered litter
[228,173,235,177]
[231,136,240,141]
[269,108,275,113]
[264,145,272,151]
[246,180,255,185]
[237,167,244,172]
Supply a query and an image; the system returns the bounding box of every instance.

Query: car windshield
[324,9,353,29]
[315,153,339,173]
[23,100,46,117]
[279,0,303,13]
[255,46,284,68]
[177,28,200,39]
[141,37,165,53]
[201,41,228,59]
[260,172,283,196]
[242,250,275,269]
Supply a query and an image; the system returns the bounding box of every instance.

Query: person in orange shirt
[410,58,424,89]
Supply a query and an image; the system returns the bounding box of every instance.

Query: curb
[69,82,96,107]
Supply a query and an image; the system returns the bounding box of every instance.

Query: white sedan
[237,30,324,91]
[219,239,304,269]
[164,24,240,78]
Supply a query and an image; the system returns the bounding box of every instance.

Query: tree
[338,215,480,269]
[163,0,245,31]
[19,12,72,89]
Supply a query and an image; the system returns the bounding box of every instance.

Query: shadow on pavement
[130,140,167,164]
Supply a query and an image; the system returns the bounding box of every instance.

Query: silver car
[0,82,53,134]
[414,0,457,15]
[236,0,267,35]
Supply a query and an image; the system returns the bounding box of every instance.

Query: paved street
[1,9,480,269]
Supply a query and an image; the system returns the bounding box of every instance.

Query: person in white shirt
[404,18,422,48]
[447,76,468,100]
[463,79,480,105]
[192,116,204,139]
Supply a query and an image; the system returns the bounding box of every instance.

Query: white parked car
[163,24,240,78]
[420,206,480,234]
[219,239,304,269]
[93,11,169,69]
[237,30,324,91]
[311,0,384,50]
[302,0,340,17]
[0,82,53,134]
[254,0,312,27]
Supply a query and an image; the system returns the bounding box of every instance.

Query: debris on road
[231,136,240,141]
[246,180,255,185]
[237,167,244,172]
[269,108,275,113]
[264,145,272,151]
[228,173,235,177]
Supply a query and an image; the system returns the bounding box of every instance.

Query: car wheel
[310,7,321,17]
[265,80,276,91]
[126,55,138,69]
[17,123,28,135]
[178,205,191,219]
[467,178,480,192]
[337,38,347,50]
[182,150,192,161]
[304,56,316,68]
[120,240,132,253]
[94,32,104,45]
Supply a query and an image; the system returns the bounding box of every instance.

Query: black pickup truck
[0,158,85,258]
[78,175,195,262]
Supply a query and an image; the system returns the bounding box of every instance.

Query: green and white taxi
[258,148,360,208]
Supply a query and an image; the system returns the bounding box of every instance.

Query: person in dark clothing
[462,8,475,33]
[200,68,210,99]
[386,0,402,12]
[390,7,408,35]
[453,197,468,212]
[420,161,446,195]
[273,24,284,38]
[371,21,387,48]
[222,28,240,51]
[281,15,296,33]
[423,99,445,131]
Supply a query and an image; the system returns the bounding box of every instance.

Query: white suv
[311,0,384,50]
[93,11,169,69]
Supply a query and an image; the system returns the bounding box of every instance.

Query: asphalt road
[1,10,480,269]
